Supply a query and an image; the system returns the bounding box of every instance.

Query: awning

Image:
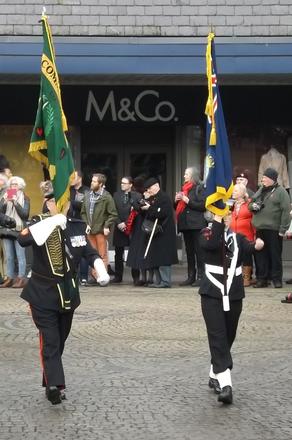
[1,38,292,84]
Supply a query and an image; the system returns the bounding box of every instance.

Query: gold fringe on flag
[205,32,216,146]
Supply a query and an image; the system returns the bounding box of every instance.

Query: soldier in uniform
[199,212,264,404]
[18,196,110,405]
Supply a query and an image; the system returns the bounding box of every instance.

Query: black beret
[144,177,160,190]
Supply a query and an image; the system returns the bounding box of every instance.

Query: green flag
[29,13,74,212]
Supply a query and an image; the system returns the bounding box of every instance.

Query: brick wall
[0,0,291,37]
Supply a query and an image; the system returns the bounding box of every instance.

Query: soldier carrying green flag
[17,12,111,406]
[29,10,74,212]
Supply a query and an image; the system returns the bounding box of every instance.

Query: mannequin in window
[258,146,290,189]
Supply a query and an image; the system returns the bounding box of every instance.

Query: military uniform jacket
[198,221,255,301]
[18,217,99,311]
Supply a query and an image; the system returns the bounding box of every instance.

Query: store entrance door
[81,127,174,195]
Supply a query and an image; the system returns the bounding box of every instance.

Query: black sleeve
[199,220,224,250]
[0,199,7,213]
[70,199,82,212]
[188,198,206,212]
[239,234,256,255]
[147,197,170,221]
[188,185,206,212]
[18,229,35,247]
[14,198,30,221]
[131,192,143,211]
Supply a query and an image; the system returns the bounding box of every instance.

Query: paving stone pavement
[0,265,292,440]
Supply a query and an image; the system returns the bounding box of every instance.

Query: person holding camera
[249,168,291,288]
[0,176,30,288]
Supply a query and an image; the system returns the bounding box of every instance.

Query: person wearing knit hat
[263,168,278,182]
[248,167,291,288]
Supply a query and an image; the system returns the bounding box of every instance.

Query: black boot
[46,386,62,405]
[191,278,202,287]
[208,378,221,394]
[253,280,268,288]
[107,264,115,276]
[179,278,194,286]
[218,386,233,404]
[179,270,195,286]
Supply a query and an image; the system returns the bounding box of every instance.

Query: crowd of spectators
[0,152,291,291]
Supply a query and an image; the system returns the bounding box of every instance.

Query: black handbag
[141,218,163,236]
[0,228,19,240]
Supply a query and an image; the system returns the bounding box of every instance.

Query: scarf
[175,181,194,220]
[5,190,25,231]
[255,183,278,204]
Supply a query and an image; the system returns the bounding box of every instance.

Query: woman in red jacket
[231,183,255,286]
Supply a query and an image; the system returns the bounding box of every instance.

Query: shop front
[1,82,292,198]
[1,39,292,258]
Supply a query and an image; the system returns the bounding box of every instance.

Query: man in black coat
[67,170,89,220]
[141,177,178,288]
[67,170,90,285]
[18,197,109,405]
[112,176,142,283]
[199,213,264,404]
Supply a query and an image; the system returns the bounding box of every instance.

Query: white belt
[205,264,242,276]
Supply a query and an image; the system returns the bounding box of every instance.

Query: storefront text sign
[85,90,178,123]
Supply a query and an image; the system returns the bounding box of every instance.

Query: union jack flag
[204,33,233,216]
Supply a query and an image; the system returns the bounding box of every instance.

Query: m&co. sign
[85,89,178,123]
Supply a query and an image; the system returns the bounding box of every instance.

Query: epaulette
[201,226,213,240]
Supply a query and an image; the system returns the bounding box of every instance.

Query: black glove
[1,215,16,229]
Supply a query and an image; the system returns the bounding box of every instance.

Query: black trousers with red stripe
[30,304,74,388]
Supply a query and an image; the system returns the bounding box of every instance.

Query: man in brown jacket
[81,173,118,271]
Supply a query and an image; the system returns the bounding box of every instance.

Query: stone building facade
[0,1,292,37]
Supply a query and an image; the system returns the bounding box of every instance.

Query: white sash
[205,232,239,311]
